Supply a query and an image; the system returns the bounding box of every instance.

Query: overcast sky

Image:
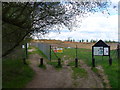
[35,0,119,42]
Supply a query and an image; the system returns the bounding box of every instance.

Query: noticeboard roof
[93,40,109,47]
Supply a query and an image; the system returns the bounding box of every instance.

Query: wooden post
[109,46,112,66]
[92,46,95,67]
[50,45,51,61]
[76,45,77,58]
[25,43,28,58]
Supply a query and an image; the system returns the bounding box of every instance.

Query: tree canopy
[2,1,114,57]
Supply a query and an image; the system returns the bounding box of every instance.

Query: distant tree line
[64,39,75,42]
[64,39,117,43]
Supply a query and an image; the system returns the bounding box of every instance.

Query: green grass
[47,61,62,70]
[68,61,75,66]
[102,62,118,88]
[2,59,35,88]
[28,46,34,49]
[67,59,88,80]
[72,67,88,79]
[38,64,46,69]
[92,67,99,74]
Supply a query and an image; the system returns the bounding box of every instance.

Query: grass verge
[92,67,99,74]
[38,64,46,69]
[47,61,62,71]
[72,67,88,79]
[28,46,48,59]
[2,59,35,88]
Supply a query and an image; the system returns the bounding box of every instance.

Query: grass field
[2,59,35,88]
[50,48,118,88]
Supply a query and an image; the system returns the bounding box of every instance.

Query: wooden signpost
[92,40,112,67]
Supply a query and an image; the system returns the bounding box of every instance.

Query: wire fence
[31,42,51,60]
[30,42,119,64]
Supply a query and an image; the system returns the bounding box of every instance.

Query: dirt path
[26,53,105,88]
[26,54,73,88]
[77,60,103,88]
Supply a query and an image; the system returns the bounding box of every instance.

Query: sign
[57,48,63,53]
[22,43,29,49]
[104,47,109,55]
[92,40,110,56]
[27,43,29,48]
[22,45,25,48]
[94,47,103,56]
[53,48,63,53]
[54,49,57,53]
[92,40,111,67]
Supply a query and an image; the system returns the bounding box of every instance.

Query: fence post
[92,46,95,67]
[75,58,78,67]
[109,47,112,66]
[58,58,61,66]
[50,45,51,61]
[76,45,77,58]
[40,58,43,66]
[25,43,28,58]
[117,44,120,59]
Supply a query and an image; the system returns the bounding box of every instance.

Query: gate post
[50,45,51,61]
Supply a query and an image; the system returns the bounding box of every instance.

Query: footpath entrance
[25,47,110,88]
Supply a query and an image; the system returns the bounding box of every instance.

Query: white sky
[34,0,119,42]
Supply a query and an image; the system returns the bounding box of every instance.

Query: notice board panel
[104,47,109,55]
[93,47,103,56]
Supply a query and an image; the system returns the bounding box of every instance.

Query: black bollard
[58,58,61,66]
[40,58,43,66]
[75,58,78,67]
[92,58,95,67]
[109,58,112,66]
[23,58,27,65]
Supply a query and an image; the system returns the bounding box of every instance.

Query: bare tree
[2,1,115,57]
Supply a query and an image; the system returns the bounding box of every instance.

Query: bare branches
[2,1,114,57]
